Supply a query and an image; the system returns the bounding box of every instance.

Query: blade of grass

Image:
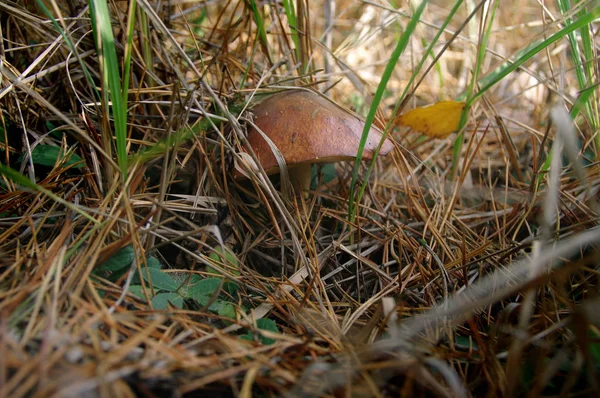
[246,0,273,65]
[89,0,129,180]
[394,0,468,112]
[451,0,499,179]
[122,0,137,106]
[529,5,600,189]
[282,0,300,62]
[347,0,429,222]
[470,6,600,104]
[556,0,599,151]
[534,82,597,189]
[360,1,474,226]
[458,5,600,182]
[35,0,99,101]
[139,6,154,88]
[128,117,221,166]
[0,163,98,224]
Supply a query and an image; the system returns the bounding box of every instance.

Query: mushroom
[235,89,394,194]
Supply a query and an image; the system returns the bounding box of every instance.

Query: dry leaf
[396,100,466,138]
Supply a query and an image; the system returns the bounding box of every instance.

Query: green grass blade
[89,0,129,180]
[394,0,464,112]
[281,0,300,61]
[451,0,499,179]
[556,0,599,148]
[535,82,598,189]
[247,0,273,65]
[359,1,466,226]
[557,0,587,90]
[471,7,600,104]
[0,163,97,224]
[574,3,599,149]
[122,0,137,106]
[347,0,429,222]
[532,3,600,188]
[470,5,600,186]
[35,0,99,101]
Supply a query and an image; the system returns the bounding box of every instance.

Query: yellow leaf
[396,100,466,139]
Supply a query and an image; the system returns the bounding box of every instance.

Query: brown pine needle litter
[1,0,600,397]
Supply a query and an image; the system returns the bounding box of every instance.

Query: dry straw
[1,0,599,396]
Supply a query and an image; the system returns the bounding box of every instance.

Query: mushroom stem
[289,163,312,197]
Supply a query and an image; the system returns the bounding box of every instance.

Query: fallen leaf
[396,100,466,138]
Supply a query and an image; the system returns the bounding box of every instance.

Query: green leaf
[241,318,279,345]
[25,144,83,169]
[311,163,337,189]
[131,256,163,284]
[247,0,272,65]
[208,246,239,276]
[128,285,146,300]
[223,281,239,296]
[45,121,64,139]
[184,277,241,316]
[281,0,299,63]
[146,256,162,269]
[521,358,536,389]
[256,318,278,335]
[151,292,184,310]
[454,334,478,350]
[192,294,221,312]
[140,268,179,292]
[177,274,207,298]
[217,301,236,319]
[187,277,222,299]
[95,246,134,272]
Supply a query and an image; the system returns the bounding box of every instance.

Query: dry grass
[1,0,600,396]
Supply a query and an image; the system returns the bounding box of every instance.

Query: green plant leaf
[128,285,146,300]
[140,267,179,292]
[24,145,84,168]
[95,246,135,272]
[208,246,239,276]
[175,274,204,298]
[146,256,163,269]
[151,292,184,310]
[246,0,272,65]
[185,278,238,316]
[240,318,279,345]
[471,7,600,104]
[223,281,239,296]
[311,163,337,189]
[256,318,278,334]
[131,255,163,284]
[192,294,222,313]
[217,301,236,319]
[454,334,478,350]
[187,278,222,300]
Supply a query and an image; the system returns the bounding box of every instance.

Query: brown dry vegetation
[1,0,600,397]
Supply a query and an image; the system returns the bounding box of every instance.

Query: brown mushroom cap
[237,90,394,176]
